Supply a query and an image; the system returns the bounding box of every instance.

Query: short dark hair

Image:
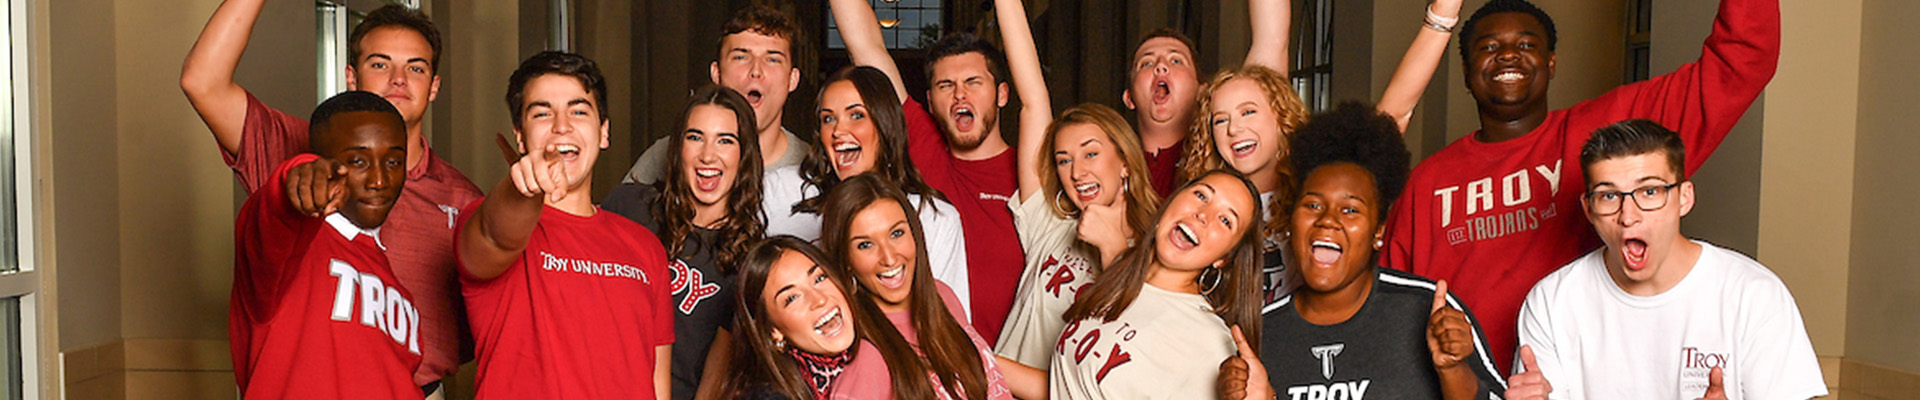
[349,5,443,75]
[923,32,1008,85]
[504,51,610,129]
[719,5,809,69]
[1458,0,1558,62]
[308,90,404,153]
[1136,27,1200,68]
[1579,119,1687,182]
[1289,101,1412,207]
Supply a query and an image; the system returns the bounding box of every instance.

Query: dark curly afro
[1288,101,1411,208]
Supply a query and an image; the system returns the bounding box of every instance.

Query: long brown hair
[1179,65,1309,241]
[796,66,945,214]
[654,85,767,271]
[1038,103,1162,268]
[819,175,988,400]
[1061,168,1267,353]
[719,236,935,399]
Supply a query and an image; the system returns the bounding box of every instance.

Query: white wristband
[1427,5,1459,30]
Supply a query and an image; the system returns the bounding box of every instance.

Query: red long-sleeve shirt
[1381,0,1779,374]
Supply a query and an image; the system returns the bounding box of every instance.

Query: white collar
[324,213,387,250]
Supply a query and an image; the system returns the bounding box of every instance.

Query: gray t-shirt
[624,128,809,184]
[1260,267,1506,400]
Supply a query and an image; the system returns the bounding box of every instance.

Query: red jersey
[905,98,1025,345]
[223,91,483,385]
[1380,0,1779,373]
[231,154,423,399]
[1144,139,1184,199]
[457,203,676,399]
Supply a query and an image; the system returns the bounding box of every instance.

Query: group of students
[185,0,1827,398]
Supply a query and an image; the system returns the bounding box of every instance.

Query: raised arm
[1243,0,1292,75]
[458,146,568,281]
[829,0,910,101]
[180,0,267,154]
[1375,0,1463,132]
[998,0,1053,201]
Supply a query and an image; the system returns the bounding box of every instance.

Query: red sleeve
[1562,0,1779,174]
[641,229,676,345]
[223,91,313,194]
[1380,187,1418,274]
[233,153,323,322]
[903,98,953,185]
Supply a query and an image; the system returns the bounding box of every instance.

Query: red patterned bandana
[788,347,852,399]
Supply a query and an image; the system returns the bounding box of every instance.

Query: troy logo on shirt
[1681,347,1732,393]
[1287,342,1371,400]
[1055,319,1137,383]
[1040,255,1091,299]
[327,260,421,355]
[667,259,720,314]
[540,251,650,283]
[1432,161,1563,245]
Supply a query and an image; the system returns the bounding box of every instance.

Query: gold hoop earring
[1198,266,1223,295]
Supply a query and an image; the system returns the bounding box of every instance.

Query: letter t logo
[1311,343,1345,380]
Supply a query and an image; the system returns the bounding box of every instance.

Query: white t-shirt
[994,192,1100,369]
[1516,240,1826,400]
[1049,284,1233,399]
[761,166,974,316]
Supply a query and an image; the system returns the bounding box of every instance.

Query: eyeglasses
[1585,182,1682,215]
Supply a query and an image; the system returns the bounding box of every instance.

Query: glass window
[1291,0,1334,111]
[826,0,945,50]
[1625,0,1651,82]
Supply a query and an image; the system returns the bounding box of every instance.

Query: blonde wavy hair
[1178,65,1310,239]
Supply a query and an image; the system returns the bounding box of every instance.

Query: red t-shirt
[224,91,482,385]
[456,203,675,398]
[1380,0,1778,373]
[1144,140,1184,199]
[231,154,424,399]
[904,98,1025,345]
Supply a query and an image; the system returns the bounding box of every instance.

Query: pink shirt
[837,282,1013,400]
[224,91,482,385]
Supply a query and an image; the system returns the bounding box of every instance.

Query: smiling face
[712,31,798,137]
[1463,12,1556,120]
[1053,123,1130,208]
[1583,152,1693,287]
[679,104,745,209]
[1126,37,1201,128]
[762,249,857,355]
[1207,78,1286,178]
[842,199,917,312]
[1155,174,1259,271]
[818,80,880,178]
[1289,163,1386,295]
[346,27,440,127]
[314,111,408,229]
[927,52,1008,151]
[514,74,611,196]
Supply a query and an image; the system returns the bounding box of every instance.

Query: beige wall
[1848,0,1920,376]
[48,0,122,353]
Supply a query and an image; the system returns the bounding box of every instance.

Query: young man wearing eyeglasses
[1501,120,1823,400]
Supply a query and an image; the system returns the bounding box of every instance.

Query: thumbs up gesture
[285,157,347,217]
[1426,280,1475,370]
[1217,325,1275,400]
[1506,345,1554,400]
[1694,367,1728,400]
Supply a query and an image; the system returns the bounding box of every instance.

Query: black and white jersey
[1259,267,1506,400]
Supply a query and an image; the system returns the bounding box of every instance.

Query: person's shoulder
[1693,240,1793,294]
[419,149,483,197]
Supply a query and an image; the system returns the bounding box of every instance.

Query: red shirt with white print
[223,91,482,385]
[231,154,423,399]
[457,202,675,399]
[1380,0,1779,373]
[904,97,1025,345]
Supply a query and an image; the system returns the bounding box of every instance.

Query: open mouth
[1231,139,1258,158]
[694,167,723,192]
[1310,240,1343,266]
[1169,222,1200,250]
[952,104,976,132]
[1152,79,1171,104]
[1622,238,1649,271]
[875,265,907,289]
[1493,71,1525,84]
[1074,181,1101,203]
[745,89,764,107]
[832,141,863,170]
[812,306,845,339]
[554,144,581,161]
